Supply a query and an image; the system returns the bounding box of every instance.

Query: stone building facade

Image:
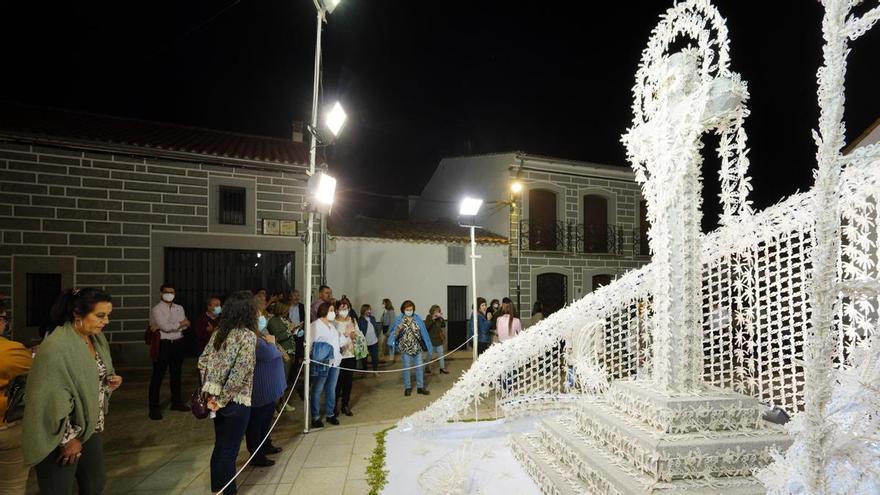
[0,103,318,365]
[411,152,651,318]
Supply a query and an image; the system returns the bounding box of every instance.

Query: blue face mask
[213,306,222,316]
[258,315,268,332]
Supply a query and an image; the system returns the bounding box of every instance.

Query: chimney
[291,121,305,143]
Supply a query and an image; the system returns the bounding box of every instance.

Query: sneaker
[417,388,430,395]
[311,419,324,428]
[440,368,450,374]
[284,404,296,413]
[404,388,412,396]
[326,416,340,425]
[149,409,163,420]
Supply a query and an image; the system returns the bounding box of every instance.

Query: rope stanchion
[214,361,305,495]
[318,338,474,373]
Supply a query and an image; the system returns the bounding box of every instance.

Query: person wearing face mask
[467,297,492,355]
[310,302,341,427]
[0,302,33,494]
[333,299,359,417]
[194,296,222,356]
[148,284,190,420]
[387,301,433,396]
[424,305,449,375]
[357,304,380,376]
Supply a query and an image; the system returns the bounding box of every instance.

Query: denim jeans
[310,367,339,419]
[211,402,251,494]
[366,344,379,371]
[245,402,275,461]
[400,352,424,390]
[427,345,445,370]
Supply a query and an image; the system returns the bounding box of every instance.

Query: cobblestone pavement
[25,350,493,494]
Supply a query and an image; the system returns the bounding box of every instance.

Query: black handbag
[190,371,210,420]
[4,374,26,423]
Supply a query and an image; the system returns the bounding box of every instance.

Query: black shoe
[264,446,282,455]
[417,388,430,395]
[404,388,412,396]
[251,457,275,467]
[170,403,190,412]
[149,409,163,420]
[326,416,340,425]
[342,406,353,416]
[440,368,450,374]
[312,419,324,428]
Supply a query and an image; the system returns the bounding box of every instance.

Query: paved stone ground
[25,350,495,494]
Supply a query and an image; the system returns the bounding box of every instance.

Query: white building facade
[411,152,651,318]
[326,217,508,348]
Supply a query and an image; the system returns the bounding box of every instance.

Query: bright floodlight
[325,102,347,137]
[320,0,341,14]
[307,171,337,214]
[459,197,483,216]
[511,181,523,193]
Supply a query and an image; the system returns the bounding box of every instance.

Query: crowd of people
[0,283,539,494]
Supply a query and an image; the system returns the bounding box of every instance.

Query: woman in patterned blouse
[386,300,434,396]
[199,291,259,495]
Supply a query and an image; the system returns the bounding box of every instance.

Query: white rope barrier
[315,338,473,373]
[215,361,305,495]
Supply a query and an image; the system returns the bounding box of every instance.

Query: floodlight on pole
[325,101,347,138]
[317,0,340,14]
[458,196,483,420]
[459,197,483,217]
[307,171,337,214]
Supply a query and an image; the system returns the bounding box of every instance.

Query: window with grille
[218,186,247,225]
[447,245,466,265]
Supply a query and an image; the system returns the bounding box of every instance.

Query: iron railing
[519,220,624,255]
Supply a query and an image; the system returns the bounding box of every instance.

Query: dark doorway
[592,274,612,291]
[584,194,609,253]
[536,272,567,316]
[446,285,468,350]
[639,199,650,255]
[26,273,61,337]
[164,248,294,325]
[528,188,557,251]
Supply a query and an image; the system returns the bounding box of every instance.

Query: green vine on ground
[367,425,395,495]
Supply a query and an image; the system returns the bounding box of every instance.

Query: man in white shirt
[148,283,191,420]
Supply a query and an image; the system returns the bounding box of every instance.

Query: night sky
[2,1,878,231]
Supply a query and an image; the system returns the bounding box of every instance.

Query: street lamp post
[303,0,342,434]
[510,181,523,312]
[458,197,483,368]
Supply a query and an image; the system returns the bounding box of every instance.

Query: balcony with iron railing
[517,220,652,257]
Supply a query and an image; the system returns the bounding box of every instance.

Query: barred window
[447,245,466,265]
[219,186,247,225]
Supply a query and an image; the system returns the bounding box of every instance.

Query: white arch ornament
[621,0,752,393]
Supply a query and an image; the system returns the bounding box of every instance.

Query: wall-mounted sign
[279,220,298,236]
[262,218,280,236]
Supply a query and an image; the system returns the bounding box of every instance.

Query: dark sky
[2,1,878,230]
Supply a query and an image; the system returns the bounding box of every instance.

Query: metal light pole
[303,0,339,434]
[470,226,479,365]
[459,197,483,418]
[510,181,523,312]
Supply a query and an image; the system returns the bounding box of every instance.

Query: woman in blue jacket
[467,297,492,355]
[386,300,433,396]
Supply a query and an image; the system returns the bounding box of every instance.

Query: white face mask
[162,293,175,303]
[338,309,349,318]
[404,309,414,317]
[326,311,336,321]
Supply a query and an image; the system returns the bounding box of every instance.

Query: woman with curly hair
[198,291,259,495]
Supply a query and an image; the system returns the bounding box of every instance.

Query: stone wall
[0,139,317,365]
[508,168,650,317]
